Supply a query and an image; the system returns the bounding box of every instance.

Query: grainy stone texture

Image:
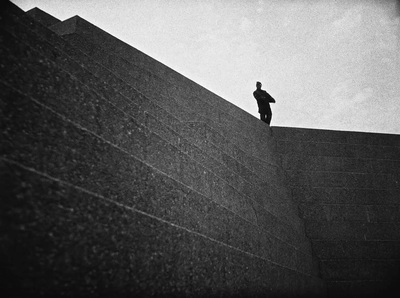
[274,126,400,298]
[25,7,60,27]
[0,3,326,297]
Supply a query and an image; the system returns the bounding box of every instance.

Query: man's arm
[254,90,267,102]
[253,91,263,100]
[266,92,276,103]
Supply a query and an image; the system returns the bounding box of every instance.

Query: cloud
[256,0,264,13]
[332,7,362,32]
[352,87,374,104]
[329,82,373,105]
[240,17,252,32]
[323,82,374,123]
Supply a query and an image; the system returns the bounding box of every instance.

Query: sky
[11,0,400,134]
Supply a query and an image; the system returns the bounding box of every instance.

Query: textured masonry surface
[274,127,400,298]
[1,3,325,297]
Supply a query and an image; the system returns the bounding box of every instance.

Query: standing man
[253,81,275,125]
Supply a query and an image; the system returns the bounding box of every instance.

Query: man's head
[256,81,262,89]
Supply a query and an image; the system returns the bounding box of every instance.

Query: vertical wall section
[1,3,326,297]
[274,127,400,298]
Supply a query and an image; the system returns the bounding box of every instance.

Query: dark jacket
[253,89,275,114]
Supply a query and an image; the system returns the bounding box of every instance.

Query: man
[253,81,275,125]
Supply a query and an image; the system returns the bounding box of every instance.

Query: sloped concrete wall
[274,127,400,298]
[0,3,325,297]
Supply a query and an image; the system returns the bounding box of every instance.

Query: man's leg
[260,113,267,123]
[266,109,272,125]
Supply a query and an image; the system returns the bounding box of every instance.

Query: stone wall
[274,127,400,298]
[0,3,325,297]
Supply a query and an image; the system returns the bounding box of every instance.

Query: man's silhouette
[253,81,275,125]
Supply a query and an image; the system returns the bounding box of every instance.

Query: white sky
[11,0,400,134]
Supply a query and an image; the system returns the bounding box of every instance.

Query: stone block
[345,131,373,145]
[313,156,342,172]
[366,205,400,222]
[271,127,309,142]
[291,187,372,205]
[326,280,399,298]
[280,155,308,171]
[340,143,361,158]
[341,157,373,173]
[273,127,347,144]
[366,188,399,205]
[371,159,400,174]
[356,144,379,159]
[180,122,236,163]
[221,152,261,183]
[307,172,366,188]
[365,173,399,189]
[312,240,400,259]
[320,259,400,281]
[305,222,368,241]
[379,145,400,160]
[276,140,292,154]
[306,221,400,241]
[316,142,345,158]
[298,204,368,222]
[375,133,400,147]
[307,172,344,188]
[285,170,311,187]
[296,250,316,275]
[364,223,400,240]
